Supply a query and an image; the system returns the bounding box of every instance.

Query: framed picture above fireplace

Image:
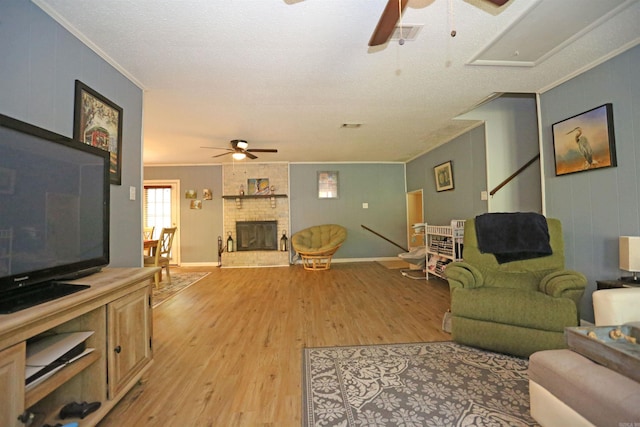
[247,178,270,195]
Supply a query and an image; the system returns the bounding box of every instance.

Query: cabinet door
[0,342,25,427]
[107,286,152,398]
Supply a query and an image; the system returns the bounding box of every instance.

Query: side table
[596,279,640,290]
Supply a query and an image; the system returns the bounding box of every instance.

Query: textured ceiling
[34,0,640,165]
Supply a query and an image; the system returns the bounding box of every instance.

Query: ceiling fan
[202,139,278,160]
[368,0,509,47]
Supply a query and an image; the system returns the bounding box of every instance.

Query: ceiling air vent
[390,25,423,42]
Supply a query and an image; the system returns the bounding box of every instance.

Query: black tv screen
[0,113,110,298]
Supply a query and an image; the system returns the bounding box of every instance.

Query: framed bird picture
[552,103,617,176]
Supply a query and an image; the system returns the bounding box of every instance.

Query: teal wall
[540,45,640,320]
[406,125,488,225]
[0,0,144,267]
[290,163,407,258]
[144,165,223,263]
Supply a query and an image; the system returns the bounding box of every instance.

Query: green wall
[540,44,640,320]
[0,0,144,267]
[406,125,488,225]
[144,165,223,263]
[290,163,407,259]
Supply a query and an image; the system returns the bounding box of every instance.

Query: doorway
[143,179,180,265]
[406,189,424,249]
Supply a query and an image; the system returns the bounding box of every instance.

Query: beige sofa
[528,287,640,427]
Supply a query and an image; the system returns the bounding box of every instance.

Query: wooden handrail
[361,225,408,252]
[489,154,540,197]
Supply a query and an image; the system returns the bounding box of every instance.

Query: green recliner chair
[445,216,586,358]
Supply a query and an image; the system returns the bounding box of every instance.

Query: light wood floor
[98,262,452,427]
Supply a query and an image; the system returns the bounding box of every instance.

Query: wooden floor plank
[98,262,451,427]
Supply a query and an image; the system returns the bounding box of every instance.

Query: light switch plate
[129,186,136,201]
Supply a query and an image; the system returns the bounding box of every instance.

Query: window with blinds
[143,186,172,238]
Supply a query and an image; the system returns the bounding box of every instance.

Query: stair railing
[489,154,540,197]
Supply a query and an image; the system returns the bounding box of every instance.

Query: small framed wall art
[73,80,123,185]
[552,103,617,176]
[434,161,454,192]
[318,171,338,199]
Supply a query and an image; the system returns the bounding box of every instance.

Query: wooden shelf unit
[425,220,465,280]
[0,268,156,427]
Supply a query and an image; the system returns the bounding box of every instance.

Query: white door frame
[143,179,181,265]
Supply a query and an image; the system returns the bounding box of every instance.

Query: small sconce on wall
[619,236,640,282]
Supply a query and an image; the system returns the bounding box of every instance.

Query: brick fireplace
[222,163,289,267]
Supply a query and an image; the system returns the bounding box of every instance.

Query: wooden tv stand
[0,268,156,427]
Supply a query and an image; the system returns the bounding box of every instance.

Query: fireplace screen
[236,221,278,251]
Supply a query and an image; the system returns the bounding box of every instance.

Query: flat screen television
[0,113,110,313]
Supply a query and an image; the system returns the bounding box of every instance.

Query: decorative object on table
[619,236,640,282]
[552,103,617,176]
[185,189,197,199]
[434,160,454,192]
[202,188,212,200]
[190,199,202,209]
[247,178,270,195]
[73,80,123,185]
[317,171,338,198]
[303,341,535,427]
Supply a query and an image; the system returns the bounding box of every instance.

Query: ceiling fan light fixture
[236,140,249,149]
[232,152,246,160]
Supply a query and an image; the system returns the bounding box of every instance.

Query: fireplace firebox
[236,221,278,251]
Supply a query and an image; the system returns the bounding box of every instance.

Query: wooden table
[144,239,158,256]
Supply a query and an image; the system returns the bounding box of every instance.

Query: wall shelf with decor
[222,194,288,199]
[425,220,465,280]
[222,194,288,208]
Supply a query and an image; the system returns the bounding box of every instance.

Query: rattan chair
[291,224,347,270]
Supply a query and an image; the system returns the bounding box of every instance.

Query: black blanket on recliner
[475,212,552,264]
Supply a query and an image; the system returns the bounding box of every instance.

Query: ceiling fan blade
[245,151,258,160]
[247,148,278,153]
[369,0,409,47]
[212,152,232,158]
[201,146,232,151]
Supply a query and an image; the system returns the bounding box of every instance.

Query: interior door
[406,190,424,248]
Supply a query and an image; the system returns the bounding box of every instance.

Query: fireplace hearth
[236,221,278,251]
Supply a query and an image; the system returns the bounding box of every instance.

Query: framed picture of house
[552,103,617,176]
[73,80,123,185]
[434,161,454,192]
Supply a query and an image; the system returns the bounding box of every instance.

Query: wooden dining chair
[143,226,155,255]
[143,227,177,288]
[143,226,155,240]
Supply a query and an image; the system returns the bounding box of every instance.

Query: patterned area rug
[152,272,209,308]
[302,341,538,427]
